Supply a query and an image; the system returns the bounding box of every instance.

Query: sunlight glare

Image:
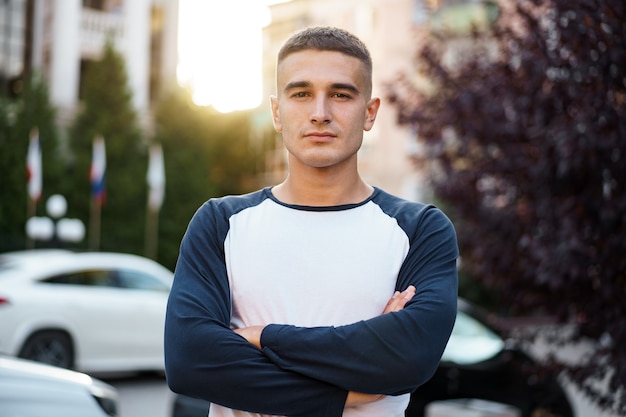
[177,1,272,113]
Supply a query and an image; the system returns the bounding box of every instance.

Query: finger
[382,291,401,314]
[382,286,416,314]
[346,392,385,407]
[402,285,416,301]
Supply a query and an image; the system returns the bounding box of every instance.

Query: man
[165,26,458,417]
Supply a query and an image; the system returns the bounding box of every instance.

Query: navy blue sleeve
[260,204,459,395]
[164,199,348,417]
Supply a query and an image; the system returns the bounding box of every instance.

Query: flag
[26,129,42,202]
[90,135,106,203]
[147,143,165,211]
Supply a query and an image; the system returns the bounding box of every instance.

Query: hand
[345,391,385,407]
[382,285,415,314]
[234,326,264,349]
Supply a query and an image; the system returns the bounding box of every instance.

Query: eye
[331,92,352,100]
[291,91,310,98]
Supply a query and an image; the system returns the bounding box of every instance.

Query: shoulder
[196,188,271,219]
[370,188,456,240]
[370,188,444,222]
[183,188,271,241]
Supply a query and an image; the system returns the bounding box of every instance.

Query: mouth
[304,132,336,142]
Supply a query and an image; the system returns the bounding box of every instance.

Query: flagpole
[26,197,36,249]
[145,205,159,260]
[145,143,165,260]
[89,196,101,250]
[26,128,41,249]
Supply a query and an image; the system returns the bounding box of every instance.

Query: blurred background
[0,0,624,416]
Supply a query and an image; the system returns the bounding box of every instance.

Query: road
[106,374,175,417]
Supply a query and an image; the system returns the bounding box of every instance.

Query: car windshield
[441,310,505,365]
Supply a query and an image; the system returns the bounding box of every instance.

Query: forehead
[277,50,370,94]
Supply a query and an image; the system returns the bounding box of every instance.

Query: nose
[311,96,331,124]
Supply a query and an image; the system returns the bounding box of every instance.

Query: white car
[0,250,174,374]
[0,354,119,417]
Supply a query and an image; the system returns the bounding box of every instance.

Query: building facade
[0,0,179,127]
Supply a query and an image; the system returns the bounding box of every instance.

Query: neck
[272,169,373,206]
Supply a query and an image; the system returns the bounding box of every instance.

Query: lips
[304,132,336,142]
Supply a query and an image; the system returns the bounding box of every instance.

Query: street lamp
[25,194,85,247]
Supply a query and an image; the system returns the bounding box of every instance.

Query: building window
[82,0,123,13]
[0,0,27,97]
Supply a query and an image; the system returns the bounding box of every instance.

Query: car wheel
[18,330,75,369]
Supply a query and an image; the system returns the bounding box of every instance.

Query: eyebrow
[283,81,361,95]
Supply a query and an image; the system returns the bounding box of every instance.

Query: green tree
[0,74,64,251]
[67,40,146,254]
[151,87,271,270]
[388,0,625,413]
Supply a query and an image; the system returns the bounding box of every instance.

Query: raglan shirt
[164,187,459,417]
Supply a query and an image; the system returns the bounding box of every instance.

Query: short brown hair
[278,27,372,79]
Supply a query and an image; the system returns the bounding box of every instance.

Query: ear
[270,96,282,132]
[363,97,380,132]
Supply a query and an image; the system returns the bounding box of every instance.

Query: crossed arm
[234,285,416,348]
[234,285,417,408]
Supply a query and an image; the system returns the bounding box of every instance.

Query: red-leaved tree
[388,0,625,413]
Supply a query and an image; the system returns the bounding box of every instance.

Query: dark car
[405,299,574,417]
[170,299,574,417]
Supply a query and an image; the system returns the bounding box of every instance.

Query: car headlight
[441,310,505,365]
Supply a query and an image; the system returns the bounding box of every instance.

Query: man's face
[271,50,380,171]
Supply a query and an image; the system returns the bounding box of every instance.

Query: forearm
[258,261,458,394]
[260,304,455,395]
[167,323,379,414]
[234,281,456,396]
[165,298,348,416]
